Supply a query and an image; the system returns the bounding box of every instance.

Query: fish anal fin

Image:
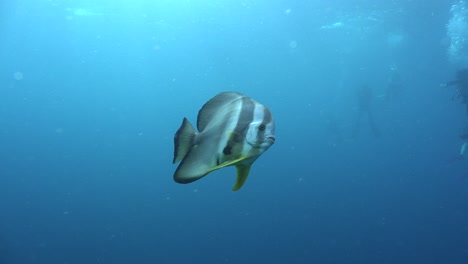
[173,144,212,184]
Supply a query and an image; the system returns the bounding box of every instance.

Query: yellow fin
[232,164,251,191]
[206,155,251,173]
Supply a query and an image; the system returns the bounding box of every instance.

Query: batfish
[172,92,275,191]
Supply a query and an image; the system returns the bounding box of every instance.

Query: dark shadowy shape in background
[444,68,468,115]
[352,85,380,138]
[385,70,403,101]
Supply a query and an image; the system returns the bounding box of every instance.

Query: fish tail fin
[173,118,196,164]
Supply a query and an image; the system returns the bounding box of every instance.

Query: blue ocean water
[1,0,468,263]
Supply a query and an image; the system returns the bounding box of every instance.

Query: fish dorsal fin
[197,92,244,132]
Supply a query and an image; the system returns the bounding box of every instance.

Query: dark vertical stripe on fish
[234,96,255,136]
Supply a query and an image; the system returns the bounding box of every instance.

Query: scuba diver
[443,68,468,115]
[352,85,380,138]
[448,125,468,162]
[459,129,468,158]
[442,69,468,161]
[385,71,403,101]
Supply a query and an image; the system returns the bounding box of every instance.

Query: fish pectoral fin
[227,131,244,143]
[232,164,252,191]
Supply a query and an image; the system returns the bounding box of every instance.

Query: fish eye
[258,124,266,131]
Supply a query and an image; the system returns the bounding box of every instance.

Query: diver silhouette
[385,71,403,101]
[444,68,468,116]
[352,85,380,138]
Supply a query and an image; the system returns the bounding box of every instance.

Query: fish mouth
[267,136,276,143]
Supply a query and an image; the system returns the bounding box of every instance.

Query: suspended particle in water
[13,71,24,80]
[289,40,298,49]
